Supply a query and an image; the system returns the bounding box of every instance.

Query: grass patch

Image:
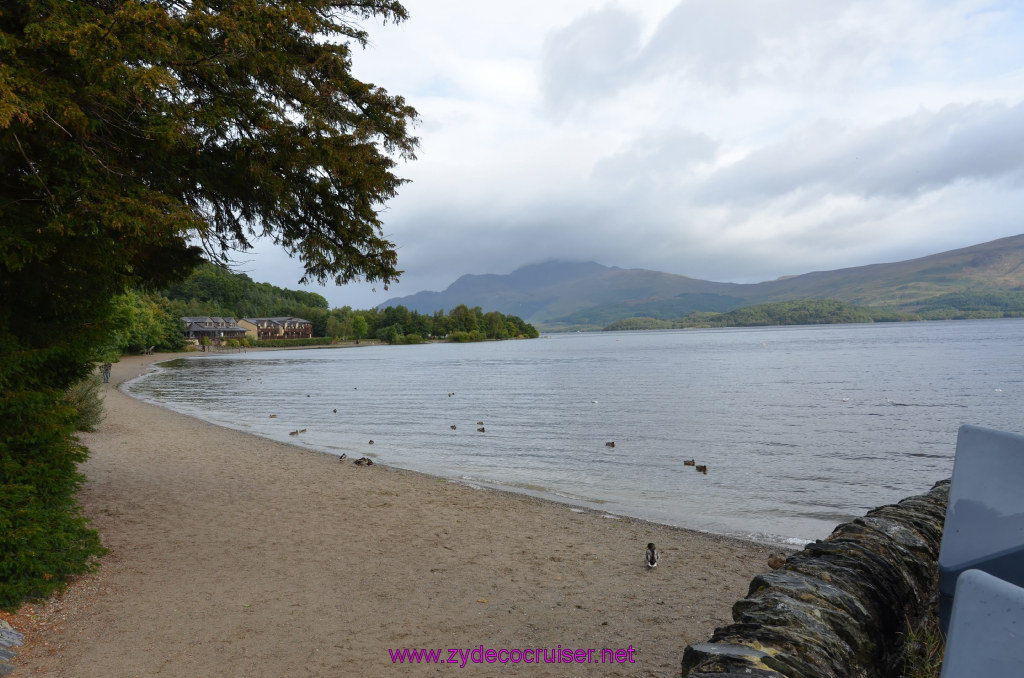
[899,608,945,678]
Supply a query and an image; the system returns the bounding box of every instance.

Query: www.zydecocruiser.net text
[389,645,637,667]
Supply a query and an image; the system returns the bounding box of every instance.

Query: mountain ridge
[382,234,1024,329]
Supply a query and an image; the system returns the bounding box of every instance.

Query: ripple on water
[127,320,1024,544]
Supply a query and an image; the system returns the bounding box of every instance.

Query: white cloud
[246,0,1024,309]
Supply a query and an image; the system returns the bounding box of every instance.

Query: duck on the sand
[645,543,659,568]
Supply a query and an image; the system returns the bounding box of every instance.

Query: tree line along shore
[108,262,539,356]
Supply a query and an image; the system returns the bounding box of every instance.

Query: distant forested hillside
[605,291,1024,331]
[163,263,331,318]
[909,290,1024,319]
[605,300,917,331]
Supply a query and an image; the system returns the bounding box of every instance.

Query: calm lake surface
[126,319,1024,545]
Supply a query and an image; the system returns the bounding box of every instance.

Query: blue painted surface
[938,425,1024,632]
[941,569,1024,678]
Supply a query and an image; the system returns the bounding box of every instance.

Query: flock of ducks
[337,453,374,466]
[271,400,780,576]
[270,394,493,469]
[269,410,380,464]
[449,422,487,432]
[605,444,708,474]
[683,459,709,474]
[280,424,710,475]
[272,392,715,492]
[269,402,784,583]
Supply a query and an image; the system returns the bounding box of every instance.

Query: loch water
[125,319,1024,545]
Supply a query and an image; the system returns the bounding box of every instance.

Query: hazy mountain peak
[382,234,1024,329]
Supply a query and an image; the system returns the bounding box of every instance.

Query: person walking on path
[101,362,112,383]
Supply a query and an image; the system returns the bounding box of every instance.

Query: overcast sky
[242,0,1024,309]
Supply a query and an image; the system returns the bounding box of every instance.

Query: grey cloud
[636,0,915,89]
[541,0,1008,112]
[592,127,719,190]
[540,0,858,113]
[697,101,1024,205]
[639,0,825,88]
[540,7,644,114]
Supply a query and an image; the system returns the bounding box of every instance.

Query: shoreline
[124,349,800,548]
[131,351,760,544]
[6,352,777,677]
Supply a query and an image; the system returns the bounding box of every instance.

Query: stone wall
[681,479,950,678]
[0,620,22,676]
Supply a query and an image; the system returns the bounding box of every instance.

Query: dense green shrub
[249,337,336,348]
[376,324,403,344]
[65,372,106,433]
[0,343,109,611]
[448,330,487,342]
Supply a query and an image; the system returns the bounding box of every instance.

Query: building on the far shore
[238,317,314,341]
[181,317,249,346]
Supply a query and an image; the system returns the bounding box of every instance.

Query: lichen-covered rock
[681,479,950,678]
[680,642,787,677]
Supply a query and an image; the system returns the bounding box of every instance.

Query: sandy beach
[4,352,778,677]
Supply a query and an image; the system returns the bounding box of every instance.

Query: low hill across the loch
[605,299,916,331]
